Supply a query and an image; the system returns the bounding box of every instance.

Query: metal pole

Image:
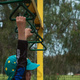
[37,0,43,80]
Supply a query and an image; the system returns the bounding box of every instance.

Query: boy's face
[26,70,31,80]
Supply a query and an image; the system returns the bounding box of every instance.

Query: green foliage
[43,0,80,76]
[44,0,80,54]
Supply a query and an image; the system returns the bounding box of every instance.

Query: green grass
[0,74,35,80]
[44,75,80,80]
[0,74,8,80]
[58,75,80,80]
[0,74,80,80]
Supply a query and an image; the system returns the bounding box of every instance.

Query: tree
[43,0,80,75]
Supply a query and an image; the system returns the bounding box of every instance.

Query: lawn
[44,75,80,80]
[0,74,35,80]
[58,75,80,80]
[0,74,80,80]
[0,74,8,80]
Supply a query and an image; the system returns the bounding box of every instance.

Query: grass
[0,74,8,80]
[44,75,80,80]
[57,75,80,80]
[0,74,80,80]
[0,74,35,80]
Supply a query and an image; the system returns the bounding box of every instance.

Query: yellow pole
[37,0,43,80]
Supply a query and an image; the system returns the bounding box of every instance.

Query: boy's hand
[16,16,26,40]
[25,28,33,40]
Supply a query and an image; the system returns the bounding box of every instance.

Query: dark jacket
[12,40,28,80]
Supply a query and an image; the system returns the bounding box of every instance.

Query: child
[4,16,40,80]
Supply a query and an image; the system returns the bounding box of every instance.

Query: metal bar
[29,42,47,51]
[0,0,31,4]
[9,3,35,21]
[0,0,23,4]
[9,4,20,21]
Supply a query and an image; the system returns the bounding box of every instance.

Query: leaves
[43,0,80,74]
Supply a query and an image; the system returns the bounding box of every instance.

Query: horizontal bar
[0,0,31,4]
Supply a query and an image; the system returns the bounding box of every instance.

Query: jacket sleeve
[12,40,28,80]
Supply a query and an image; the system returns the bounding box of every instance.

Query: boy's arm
[12,16,32,80]
[16,16,27,69]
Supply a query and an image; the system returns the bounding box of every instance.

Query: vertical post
[37,0,43,80]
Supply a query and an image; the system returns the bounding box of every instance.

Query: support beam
[37,0,43,80]
[27,0,43,28]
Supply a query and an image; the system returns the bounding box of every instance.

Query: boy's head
[4,55,40,80]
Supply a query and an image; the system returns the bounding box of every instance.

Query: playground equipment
[0,0,44,80]
[0,0,47,51]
